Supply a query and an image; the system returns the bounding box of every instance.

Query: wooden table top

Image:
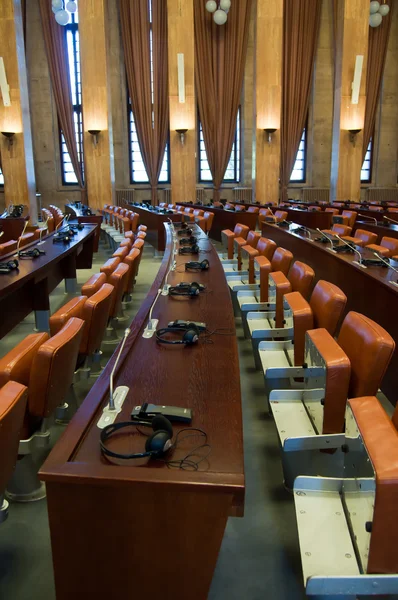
[0,224,96,300]
[40,223,245,512]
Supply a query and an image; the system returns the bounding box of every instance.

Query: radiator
[233,187,252,202]
[302,188,330,203]
[366,188,398,203]
[116,189,135,206]
[160,188,172,204]
[196,188,205,203]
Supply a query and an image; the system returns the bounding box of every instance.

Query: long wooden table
[129,204,183,250]
[40,223,244,600]
[176,203,258,242]
[261,222,398,404]
[0,224,95,336]
[64,203,102,252]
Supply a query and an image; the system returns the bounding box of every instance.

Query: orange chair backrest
[354,229,378,245]
[275,210,288,222]
[288,261,315,299]
[256,237,277,260]
[248,206,259,214]
[325,208,339,215]
[342,210,357,228]
[380,236,398,256]
[309,280,347,335]
[233,223,249,239]
[271,247,293,275]
[332,224,352,236]
[82,284,114,355]
[0,381,28,493]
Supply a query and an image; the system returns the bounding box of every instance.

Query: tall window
[198,108,241,183]
[290,129,306,183]
[361,139,373,183]
[128,2,170,184]
[61,7,84,185]
[0,166,3,187]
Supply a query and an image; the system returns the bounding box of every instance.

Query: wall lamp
[264,128,277,144]
[1,131,15,150]
[175,128,188,145]
[88,129,101,148]
[348,129,361,147]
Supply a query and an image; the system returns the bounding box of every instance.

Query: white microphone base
[326,247,337,253]
[97,386,129,429]
[142,319,159,339]
[353,260,367,269]
[389,280,398,287]
[162,285,170,296]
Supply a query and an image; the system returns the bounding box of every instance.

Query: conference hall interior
[1,1,398,599]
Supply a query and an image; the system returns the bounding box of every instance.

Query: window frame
[0,166,4,187]
[60,10,84,187]
[197,107,241,185]
[360,138,373,184]
[289,128,307,184]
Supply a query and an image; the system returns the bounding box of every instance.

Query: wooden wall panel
[167,0,196,205]
[330,0,369,201]
[0,0,37,222]
[79,0,115,211]
[254,0,283,205]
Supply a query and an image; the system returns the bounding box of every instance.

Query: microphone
[371,250,398,278]
[295,225,314,241]
[97,328,131,429]
[333,234,366,268]
[16,220,29,255]
[316,228,336,252]
[359,213,377,225]
[383,216,398,226]
[38,217,49,246]
[0,231,4,239]
[55,215,67,232]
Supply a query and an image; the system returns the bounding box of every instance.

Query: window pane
[0,165,4,186]
[61,1,84,186]
[360,139,372,182]
[199,107,241,183]
[290,129,306,182]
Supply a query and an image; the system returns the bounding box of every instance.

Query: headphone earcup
[201,259,209,270]
[145,430,172,457]
[152,415,173,436]
[190,282,200,296]
[183,328,199,345]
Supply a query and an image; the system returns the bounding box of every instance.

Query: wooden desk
[354,220,398,243]
[129,204,182,250]
[0,224,95,336]
[285,208,332,229]
[176,203,258,242]
[64,203,102,252]
[261,222,398,404]
[40,223,244,600]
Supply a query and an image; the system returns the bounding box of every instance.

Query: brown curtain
[194,0,252,202]
[119,0,169,205]
[38,0,84,190]
[280,0,322,202]
[363,1,394,159]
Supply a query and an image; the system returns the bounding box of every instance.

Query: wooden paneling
[78,0,115,211]
[167,0,196,205]
[330,0,369,201]
[0,0,37,222]
[254,0,283,205]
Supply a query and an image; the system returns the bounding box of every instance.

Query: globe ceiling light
[214,9,228,25]
[206,1,217,13]
[378,3,390,15]
[55,9,70,25]
[369,11,383,26]
[220,0,231,12]
[66,1,77,13]
[369,1,380,12]
[52,0,63,9]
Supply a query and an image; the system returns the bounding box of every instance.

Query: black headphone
[53,233,71,244]
[156,324,200,345]
[18,248,46,259]
[178,245,199,255]
[100,415,173,461]
[179,236,197,245]
[168,282,204,297]
[185,259,209,271]
[177,227,193,236]
[0,259,19,274]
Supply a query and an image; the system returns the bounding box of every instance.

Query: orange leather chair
[119,238,133,250]
[100,257,121,281]
[221,223,250,259]
[342,210,357,228]
[132,238,145,275]
[225,203,235,210]
[325,208,339,216]
[197,211,214,235]
[309,206,322,212]
[235,205,246,212]
[18,233,35,248]
[231,230,261,271]
[82,272,107,297]
[342,228,378,248]
[193,209,204,219]
[0,318,84,501]
[123,248,141,300]
[112,246,130,262]
[322,224,352,237]
[138,224,147,232]
[366,236,398,258]
[108,263,130,321]
[238,237,278,284]
[49,284,114,376]
[368,205,383,212]
[273,210,288,223]
[0,240,18,257]
[0,381,28,522]
[248,206,259,214]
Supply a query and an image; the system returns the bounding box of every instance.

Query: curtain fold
[194,0,252,202]
[38,0,84,190]
[363,1,394,159]
[280,0,322,203]
[119,0,169,205]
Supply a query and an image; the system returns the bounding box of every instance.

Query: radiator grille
[161,189,172,204]
[366,188,398,203]
[233,187,252,202]
[302,188,330,203]
[116,189,135,206]
[196,188,205,203]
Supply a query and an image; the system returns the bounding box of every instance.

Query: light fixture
[175,128,188,145]
[1,131,15,150]
[52,0,73,26]
[348,129,361,146]
[264,128,277,144]
[88,130,101,147]
[369,1,390,27]
[206,0,231,25]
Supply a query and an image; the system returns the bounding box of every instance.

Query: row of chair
[0,213,147,519]
[220,222,398,587]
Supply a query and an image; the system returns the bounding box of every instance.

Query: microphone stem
[316,228,335,252]
[359,214,377,225]
[334,234,364,265]
[109,328,130,411]
[372,251,398,274]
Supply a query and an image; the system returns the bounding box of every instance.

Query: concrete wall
[14,0,398,210]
